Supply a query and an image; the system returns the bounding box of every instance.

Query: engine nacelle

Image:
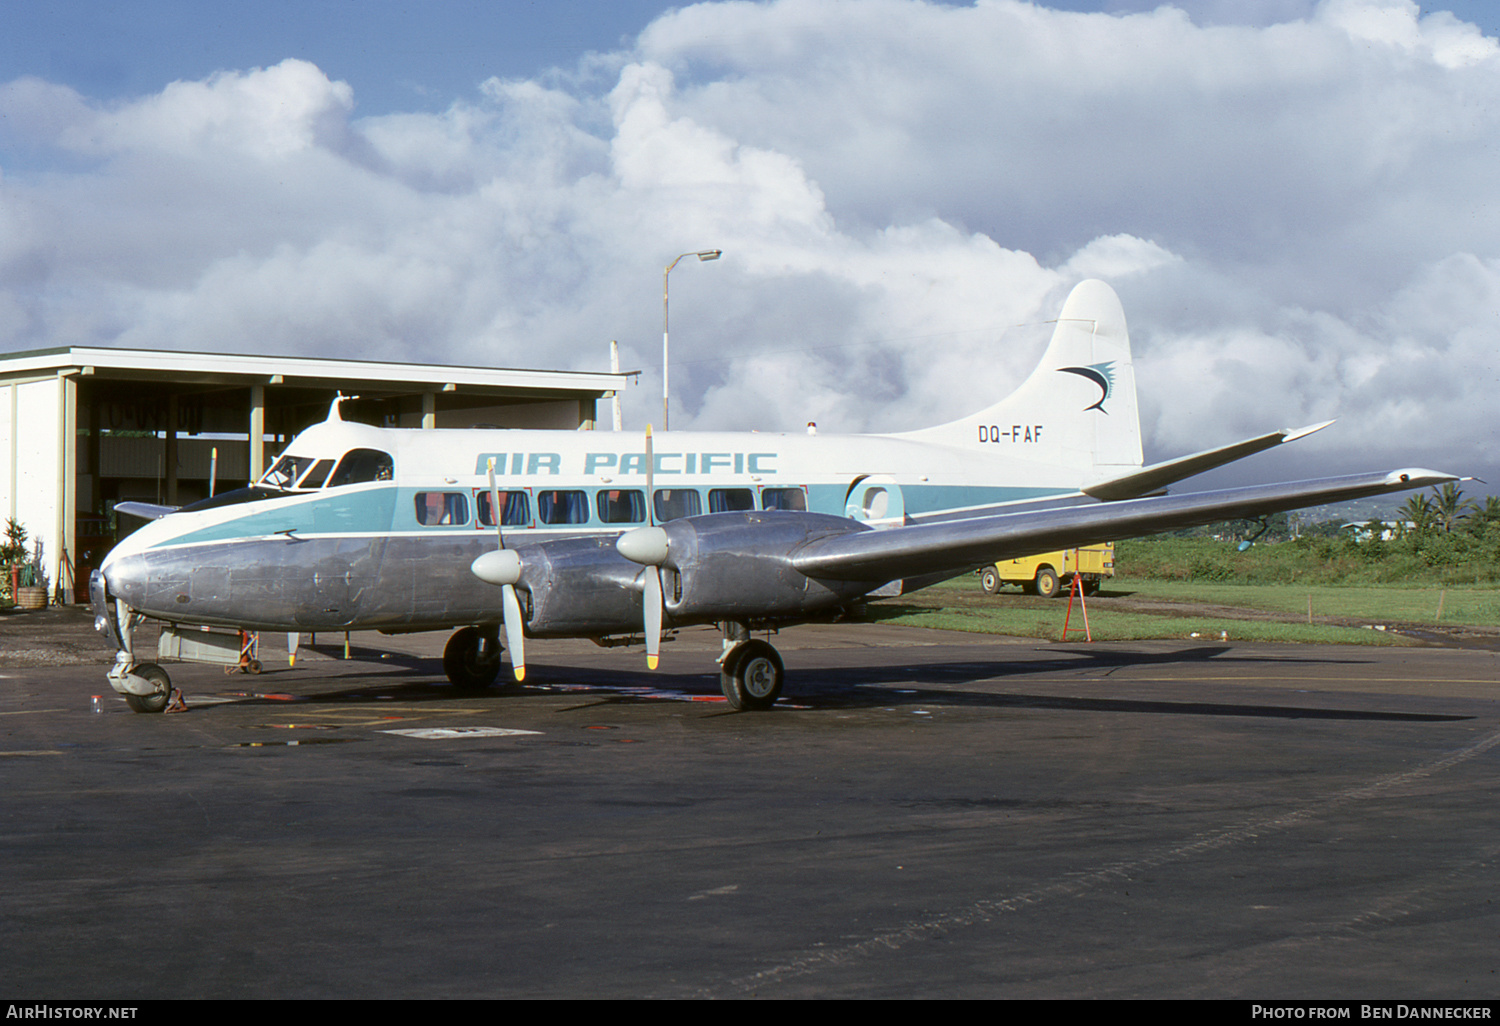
[517,534,652,637]
[653,511,874,623]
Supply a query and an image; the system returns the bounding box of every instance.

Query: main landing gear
[718,622,784,711]
[443,626,504,691]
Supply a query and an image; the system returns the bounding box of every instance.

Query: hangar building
[0,347,632,604]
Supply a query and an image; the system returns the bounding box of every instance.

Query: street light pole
[663,249,721,430]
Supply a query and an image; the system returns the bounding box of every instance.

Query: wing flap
[794,468,1455,582]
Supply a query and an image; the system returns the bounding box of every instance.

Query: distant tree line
[1122,484,1500,585]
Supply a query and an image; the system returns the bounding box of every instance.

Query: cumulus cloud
[0,0,1498,489]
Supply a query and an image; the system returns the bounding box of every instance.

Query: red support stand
[1060,574,1092,642]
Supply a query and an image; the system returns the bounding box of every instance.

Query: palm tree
[1432,482,1477,534]
[1400,493,1437,536]
[1468,494,1500,535]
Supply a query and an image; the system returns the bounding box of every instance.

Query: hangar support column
[164,394,178,506]
[55,370,77,604]
[249,384,266,481]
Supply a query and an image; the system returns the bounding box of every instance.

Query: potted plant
[1,518,24,607]
[17,540,48,609]
[2,521,47,609]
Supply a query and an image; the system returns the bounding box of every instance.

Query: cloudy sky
[1,0,1497,492]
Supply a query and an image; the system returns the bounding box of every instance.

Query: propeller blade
[501,583,526,682]
[643,424,664,668]
[645,424,655,525]
[487,458,504,546]
[485,455,526,681]
[644,567,662,670]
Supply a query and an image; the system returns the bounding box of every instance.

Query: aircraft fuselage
[95,420,1082,643]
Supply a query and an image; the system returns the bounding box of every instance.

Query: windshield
[261,455,314,489]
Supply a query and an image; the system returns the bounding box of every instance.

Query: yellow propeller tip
[647,655,659,670]
[513,667,526,682]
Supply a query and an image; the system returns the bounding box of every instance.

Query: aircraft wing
[793,468,1455,583]
[1082,422,1334,501]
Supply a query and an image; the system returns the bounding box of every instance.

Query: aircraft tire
[980,567,1001,594]
[443,626,502,691]
[1034,567,1061,599]
[721,640,783,711]
[124,663,172,714]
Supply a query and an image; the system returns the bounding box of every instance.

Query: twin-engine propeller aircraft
[93,280,1455,712]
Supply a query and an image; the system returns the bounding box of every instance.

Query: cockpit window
[298,459,335,490]
[262,455,314,489]
[327,448,394,487]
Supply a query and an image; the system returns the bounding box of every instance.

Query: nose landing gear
[108,653,175,714]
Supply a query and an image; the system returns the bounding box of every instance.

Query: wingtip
[1282,420,1336,443]
[1385,468,1460,488]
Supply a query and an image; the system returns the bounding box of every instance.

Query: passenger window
[477,490,532,528]
[653,489,702,522]
[328,448,394,487]
[298,459,335,489]
[415,492,469,526]
[537,490,589,525]
[709,488,755,513]
[596,489,646,524]
[761,487,807,511]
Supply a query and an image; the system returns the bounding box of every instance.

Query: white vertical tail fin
[899,279,1143,478]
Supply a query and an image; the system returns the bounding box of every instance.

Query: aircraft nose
[98,551,149,610]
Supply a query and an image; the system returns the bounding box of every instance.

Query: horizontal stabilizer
[795,468,1456,583]
[114,501,179,521]
[1083,422,1334,501]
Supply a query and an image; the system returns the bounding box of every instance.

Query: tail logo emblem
[1059,362,1115,413]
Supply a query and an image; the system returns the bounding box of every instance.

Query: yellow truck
[978,543,1114,599]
